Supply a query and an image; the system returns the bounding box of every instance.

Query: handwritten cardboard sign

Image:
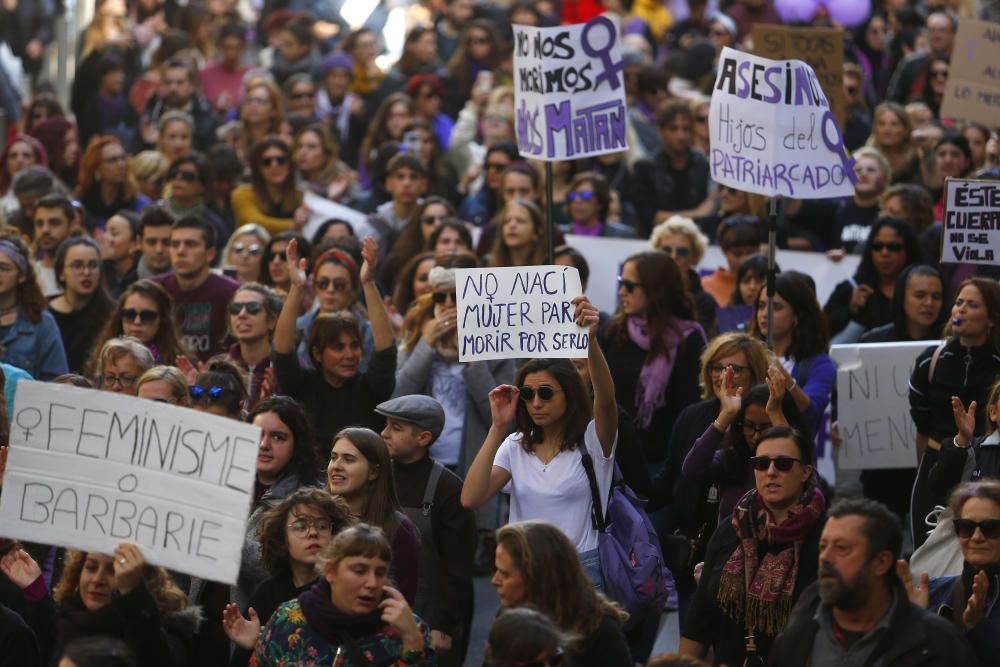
[752,24,845,130]
[513,16,629,160]
[941,178,999,265]
[940,18,1000,126]
[0,382,260,584]
[708,46,857,199]
[832,341,934,470]
[457,266,588,361]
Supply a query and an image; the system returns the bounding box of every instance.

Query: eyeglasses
[261,155,288,167]
[519,385,561,402]
[290,90,316,100]
[232,242,262,256]
[268,250,287,263]
[68,260,100,273]
[709,363,750,376]
[870,241,904,253]
[169,169,198,182]
[696,115,709,123]
[121,308,158,322]
[99,373,138,389]
[660,244,691,258]
[246,96,271,106]
[953,518,1000,539]
[469,35,491,45]
[421,214,446,224]
[486,161,509,172]
[287,517,334,535]
[516,648,565,667]
[617,276,641,293]
[931,70,949,79]
[750,455,801,472]
[743,421,774,437]
[432,291,457,305]
[566,191,595,203]
[228,301,265,315]
[315,277,350,292]
[190,385,226,400]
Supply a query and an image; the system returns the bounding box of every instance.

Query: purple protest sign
[708,46,857,199]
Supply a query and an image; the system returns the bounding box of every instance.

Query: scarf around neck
[299,577,384,644]
[717,482,825,637]
[626,316,705,429]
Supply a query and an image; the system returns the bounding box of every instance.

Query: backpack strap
[579,448,606,532]
[928,341,946,384]
[421,460,446,517]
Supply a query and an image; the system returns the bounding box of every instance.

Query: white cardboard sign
[831,341,935,470]
[0,382,260,584]
[940,178,999,265]
[457,266,588,361]
[708,46,857,199]
[513,16,629,160]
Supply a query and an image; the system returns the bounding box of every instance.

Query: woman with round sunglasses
[48,236,115,374]
[89,280,188,374]
[231,136,307,235]
[491,521,631,667]
[900,479,1000,666]
[222,223,272,285]
[603,250,707,466]
[823,217,923,342]
[650,215,718,334]
[380,196,455,291]
[680,426,825,665]
[162,153,228,255]
[136,365,190,406]
[224,488,354,666]
[560,172,636,239]
[220,284,284,411]
[462,294,617,566]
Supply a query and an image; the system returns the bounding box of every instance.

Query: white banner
[302,190,371,240]
[457,266,588,361]
[831,341,934,470]
[941,178,999,265]
[513,16,628,160]
[708,46,857,199]
[0,382,260,584]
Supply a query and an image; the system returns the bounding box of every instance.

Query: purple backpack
[580,449,675,622]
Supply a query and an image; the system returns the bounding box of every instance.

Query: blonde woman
[865,102,922,184]
[649,215,717,333]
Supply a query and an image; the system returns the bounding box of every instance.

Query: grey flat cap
[375,395,446,439]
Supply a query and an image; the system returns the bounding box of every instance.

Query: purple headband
[0,240,27,273]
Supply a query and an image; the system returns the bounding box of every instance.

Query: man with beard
[769,498,978,665]
[140,58,218,151]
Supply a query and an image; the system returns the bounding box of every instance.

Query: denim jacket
[0,310,69,380]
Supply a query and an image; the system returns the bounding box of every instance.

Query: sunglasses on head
[169,169,198,182]
[953,518,1000,539]
[519,385,560,402]
[261,155,288,167]
[870,241,904,253]
[566,190,595,202]
[617,276,641,293]
[750,455,801,472]
[189,385,226,400]
[432,291,457,304]
[228,301,264,315]
[121,308,158,323]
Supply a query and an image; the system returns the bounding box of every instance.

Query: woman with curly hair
[231,137,306,234]
[224,489,354,666]
[0,542,199,667]
[74,136,149,231]
[88,279,188,374]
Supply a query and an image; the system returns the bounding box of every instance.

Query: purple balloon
[774,0,819,23]
[826,0,872,28]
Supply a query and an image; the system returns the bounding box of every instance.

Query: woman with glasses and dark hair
[219,283,284,411]
[261,232,311,293]
[224,489,354,666]
[603,250,707,465]
[901,479,1000,666]
[48,237,115,374]
[462,294,617,573]
[163,153,228,255]
[560,171,636,239]
[824,216,923,342]
[92,336,155,395]
[232,136,307,235]
[222,223,271,285]
[680,426,825,665]
[89,280,188,374]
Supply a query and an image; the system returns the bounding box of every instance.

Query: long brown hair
[496,521,627,635]
[489,199,548,268]
[606,250,696,362]
[250,136,301,215]
[359,93,414,170]
[54,549,188,616]
[257,488,354,575]
[512,358,592,452]
[330,427,403,538]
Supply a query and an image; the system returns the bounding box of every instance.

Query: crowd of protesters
[0,0,999,664]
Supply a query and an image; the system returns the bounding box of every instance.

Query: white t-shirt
[493,420,616,553]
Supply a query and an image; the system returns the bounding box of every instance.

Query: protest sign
[456,265,588,361]
[831,341,933,470]
[513,16,628,160]
[0,382,260,584]
[940,18,1000,126]
[752,24,845,129]
[708,46,857,199]
[940,178,999,265]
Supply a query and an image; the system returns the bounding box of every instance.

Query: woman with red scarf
[679,425,825,665]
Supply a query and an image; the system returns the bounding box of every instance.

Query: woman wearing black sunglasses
[901,479,1000,666]
[232,136,307,235]
[681,425,825,665]
[221,283,284,411]
[824,217,923,343]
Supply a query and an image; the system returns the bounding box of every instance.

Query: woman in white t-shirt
[461,295,617,584]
